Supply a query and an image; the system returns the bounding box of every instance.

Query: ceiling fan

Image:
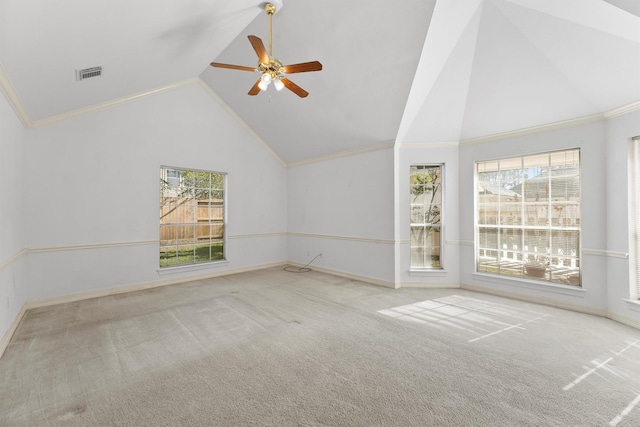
[210,3,322,98]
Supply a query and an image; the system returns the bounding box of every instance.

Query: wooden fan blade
[248,35,269,64]
[282,61,323,74]
[281,78,309,98]
[248,79,262,96]
[210,62,256,72]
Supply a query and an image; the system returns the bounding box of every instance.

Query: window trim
[630,136,640,300]
[159,165,227,268]
[474,149,581,286]
[409,163,444,271]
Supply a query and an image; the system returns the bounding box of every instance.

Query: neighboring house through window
[476,149,581,285]
[160,166,226,267]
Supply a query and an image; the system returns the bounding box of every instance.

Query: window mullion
[634,137,640,298]
[476,150,580,285]
[159,166,226,268]
[410,164,443,270]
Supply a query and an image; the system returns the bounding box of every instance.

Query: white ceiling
[1,0,639,164]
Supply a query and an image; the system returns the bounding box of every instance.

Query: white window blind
[476,150,581,285]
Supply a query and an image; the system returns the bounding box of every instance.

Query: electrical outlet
[6,297,9,309]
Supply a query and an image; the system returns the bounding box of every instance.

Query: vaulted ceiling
[1,0,639,164]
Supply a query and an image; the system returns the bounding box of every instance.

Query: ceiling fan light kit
[210,2,322,98]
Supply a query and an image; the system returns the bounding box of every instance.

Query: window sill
[157,260,229,275]
[623,299,640,312]
[472,272,587,297]
[410,269,449,277]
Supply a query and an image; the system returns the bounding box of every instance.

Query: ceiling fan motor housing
[259,58,284,79]
[210,0,321,98]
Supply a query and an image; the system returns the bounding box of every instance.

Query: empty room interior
[1,0,640,425]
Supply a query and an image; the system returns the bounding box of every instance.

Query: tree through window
[410,165,443,269]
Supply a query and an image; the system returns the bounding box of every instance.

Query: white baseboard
[4,265,637,361]
[1,261,392,361]
[400,282,461,289]
[0,303,28,360]
[287,262,397,289]
[607,311,640,330]
[2,263,289,361]
[26,261,287,310]
[461,282,607,317]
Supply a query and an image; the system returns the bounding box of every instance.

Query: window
[632,136,640,299]
[410,164,443,269]
[160,166,225,267]
[476,149,581,285]
[166,169,180,186]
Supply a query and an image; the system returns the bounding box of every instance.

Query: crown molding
[0,73,288,169]
[0,63,33,128]
[287,141,395,168]
[31,79,199,129]
[4,59,638,161]
[459,101,640,147]
[0,74,200,130]
[399,141,459,148]
[603,100,640,119]
[196,78,287,168]
[459,113,604,146]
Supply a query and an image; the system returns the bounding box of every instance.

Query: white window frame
[160,166,227,268]
[631,136,640,299]
[475,149,581,286]
[410,164,444,270]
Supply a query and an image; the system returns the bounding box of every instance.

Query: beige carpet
[1,267,639,426]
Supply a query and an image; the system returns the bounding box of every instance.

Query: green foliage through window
[159,167,226,267]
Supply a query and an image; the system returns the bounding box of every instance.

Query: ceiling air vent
[76,66,102,81]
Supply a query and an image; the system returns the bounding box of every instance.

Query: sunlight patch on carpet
[377,295,550,342]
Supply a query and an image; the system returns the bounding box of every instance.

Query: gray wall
[2,82,639,345]
[397,144,460,287]
[605,111,640,322]
[459,114,640,324]
[23,83,288,302]
[287,148,396,286]
[0,90,27,344]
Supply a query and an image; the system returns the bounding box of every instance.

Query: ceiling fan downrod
[209,1,322,98]
[265,3,276,58]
